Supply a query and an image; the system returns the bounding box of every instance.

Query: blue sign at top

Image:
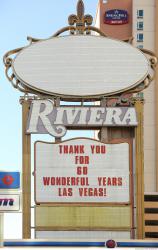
[105,9,129,25]
[0,172,20,189]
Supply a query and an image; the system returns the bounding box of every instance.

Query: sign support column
[155,0,158,191]
[55,98,61,143]
[135,99,144,239]
[0,214,3,247]
[21,98,31,239]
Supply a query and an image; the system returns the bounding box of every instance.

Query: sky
[0,0,98,171]
[0,0,98,240]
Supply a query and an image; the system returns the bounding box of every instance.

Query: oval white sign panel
[12,35,149,99]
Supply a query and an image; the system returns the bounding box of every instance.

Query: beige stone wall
[133,0,156,192]
[133,0,155,51]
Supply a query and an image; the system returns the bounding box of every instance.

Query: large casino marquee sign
[3,0,157,242]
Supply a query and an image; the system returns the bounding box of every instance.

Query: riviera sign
[26,100,138,137]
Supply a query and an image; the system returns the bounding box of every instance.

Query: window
[137,21,143,30]
[137,33,144,42]
[137,9,144,18]
[137,44,143,49]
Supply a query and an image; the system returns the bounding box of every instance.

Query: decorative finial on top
[68,0,93,34]
[77,0,84,19]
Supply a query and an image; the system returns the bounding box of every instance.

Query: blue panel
[117,242,158,247]
[3,241,158,248]
[4,241,105,247]
[0,172,20,189]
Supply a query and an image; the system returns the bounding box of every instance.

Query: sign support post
[55,98,61,144]
[21,98,31,239]
[155,1,158,191]
[0,214,3,248]
[135,99,144,239]
[100,99,109,143]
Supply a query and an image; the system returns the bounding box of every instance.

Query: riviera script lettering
[27,100,138,137]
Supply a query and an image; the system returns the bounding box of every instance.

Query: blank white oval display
[12,35,150,99]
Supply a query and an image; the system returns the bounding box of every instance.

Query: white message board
[35,138,130,203]
[35,231,131,240]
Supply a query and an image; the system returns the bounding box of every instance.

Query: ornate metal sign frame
[3,0,157,101]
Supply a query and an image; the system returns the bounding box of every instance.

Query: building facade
[95,0,158,192]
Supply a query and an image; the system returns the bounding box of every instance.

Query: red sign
[2,175,14,186]
[105,9,129,25]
